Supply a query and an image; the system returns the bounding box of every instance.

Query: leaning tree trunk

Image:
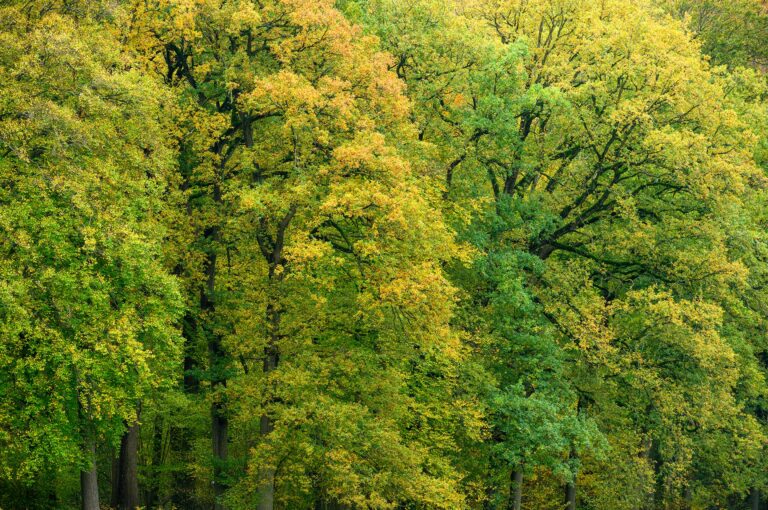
[751,488,761,510]
[509,469,523,510]
[81,439,100,510]
[115,418,141,510]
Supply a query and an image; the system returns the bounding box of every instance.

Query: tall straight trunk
[115,419,141,510]
[202,168,229,509]
[564,481,576,510]
[111,448,120,508]
[146,415,166,508]
[509,470,523,510]
[212,399,228,510]
[256,206,295,510]
[172,313,200,509]
[649,438,664,507]
[751,488,760,510]
[81,439,100,510]
[203,239,229,510]
[256,303,279,510]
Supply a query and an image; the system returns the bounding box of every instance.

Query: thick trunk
[115,420,141,510]
[509,470,523,510]
[564,481,576,510]
[751,488,760,510]
[81,439,100,510]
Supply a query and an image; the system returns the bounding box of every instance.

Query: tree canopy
[2,0,768,509]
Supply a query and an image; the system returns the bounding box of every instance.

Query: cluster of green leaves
[2,0,768,509]
[0,1,183,507]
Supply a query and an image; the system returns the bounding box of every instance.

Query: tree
[121,0,474,508]
[0,2,183,509]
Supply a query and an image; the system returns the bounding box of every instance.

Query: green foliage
[2,0,768,509]
[0,2,183,507]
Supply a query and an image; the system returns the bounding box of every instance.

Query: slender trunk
[111,448,120,508]
[210,331,229,510]
[564,442,577,510]
[81,439,100,510]
[751,488,760,510]
[257,302,279,510]
[146,415,166,508]
[116,419,141,510]
[172,313,200,509]
[509,470,522,510]
[564,481,576,510]
[169,416,195,508]
[316,500,351,510]
[203,178,228,509]
[682,486,692,510]
[256,207,295,510]
[649,439,664,508]
[212,399,228,510]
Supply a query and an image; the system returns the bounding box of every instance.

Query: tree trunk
[202,213,229,509]
[111,448,120,508]
[212,401,229,510]
[256,310,278,510]
[649,438,664,508]
[564,481,576,510]
[256,207,295,510]
[81,439,100,510]
[682,485,692,510]
[509,470,523,510]
[146,415,166,508]
[115,419,141,510]
[172,313,200,509]
[751,488,760,510]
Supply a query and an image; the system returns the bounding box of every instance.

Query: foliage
[2,0,768,509]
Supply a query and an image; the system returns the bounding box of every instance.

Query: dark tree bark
[111,448,120,509]
[751,488,760,510]
[201,173,229,510]
[212,397,229,510]
[203,238,229,510]
[115,420,141,510]
[171,312,201,509]
[564,481,576,510]
[81,439,100,510]
[509,470,523,510]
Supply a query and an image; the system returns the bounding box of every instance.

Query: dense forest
[3,0,768,509]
